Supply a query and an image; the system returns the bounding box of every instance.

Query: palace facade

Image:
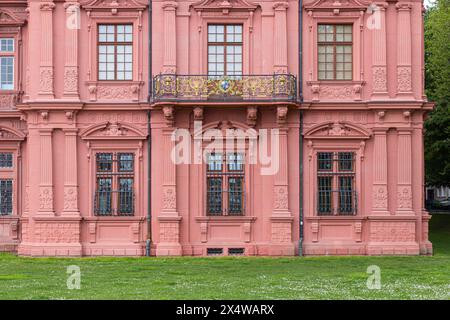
[0,0,433,256]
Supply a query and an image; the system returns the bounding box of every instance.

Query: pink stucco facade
[0,0,433,256]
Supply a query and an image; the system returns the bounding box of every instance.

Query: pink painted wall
[0,0,433,256]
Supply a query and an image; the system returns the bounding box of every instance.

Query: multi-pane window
[94,153,134,216]
[318,25,352,80]
[208,25,243,78]
[98,25,133,81]
[317,152,356,215]
[206,153,244,215]
[0,38,14,90]
[0,179,12,215]
[0,153,13,168]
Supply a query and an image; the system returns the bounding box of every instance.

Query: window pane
[207,153,223,171]
[338,152,354,171]
[96,153,113,171]
[119,153,134,171]
[0,57,14,90]
[0,153,13,168]
[318,152,333,171]
[0,179,13,215]
[317,176,332,215]
[0,38,14,52]
[207,177,222,215]
[228,153,244,171]
[118,178,134,215]
[96,178,112,215]
[228,177,243,215]
[339,176,354,214]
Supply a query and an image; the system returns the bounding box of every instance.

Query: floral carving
[273,186,288,210]
[373,186,388,209]
[397,66,412,92]
[327,122,350,136]
[162,187,176,210]
[64,187,78,210]
[64,67,78,93]
[373,67,387,92]
[39,67,54,93]
[39,187,53,211]
[320,86,353,99]
[96,85,134,100]
[397,186,412,209]
[100,122,126,136]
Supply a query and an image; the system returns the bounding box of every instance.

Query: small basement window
[228,248,244,255]
[207,248,223,256]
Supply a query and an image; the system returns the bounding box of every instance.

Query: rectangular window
[206,152,244,216]
[208,24,242,78]
[317,152,356,215]
[0,179,13,215]
[98,24,133,81]
[94,153,134,216]
[0,153,13,168]
[0,38,14,90]
[318,25,352,80]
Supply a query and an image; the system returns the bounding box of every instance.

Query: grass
[0,215,449,300]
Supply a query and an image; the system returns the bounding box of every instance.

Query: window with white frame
[98,25,133,81]
[207,24,243,78]
[318,25,352,81]
[0,38,14,90]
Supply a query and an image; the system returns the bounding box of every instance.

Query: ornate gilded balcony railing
[152,74,297,102]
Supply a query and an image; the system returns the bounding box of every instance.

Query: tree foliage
[424,0,450,187]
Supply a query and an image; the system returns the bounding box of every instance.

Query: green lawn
[0,215,449,300]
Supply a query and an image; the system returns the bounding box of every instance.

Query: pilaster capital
[273,2,289,11]
[162,1,178,11]
[64,2,81,11]
[40,2,56,11]
[395,2,412,11]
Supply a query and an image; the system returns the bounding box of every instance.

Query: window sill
[306,80,365,101]
[195,216,256,223]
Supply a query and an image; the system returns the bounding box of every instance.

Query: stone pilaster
[396,128,414,215]
[37,128,54,216]
[396,3,413,97]
[273,2,289,74]
[38,1,55,99]
[270,106,294,255]
[63,1,80,100]
[62,129,80,216]
[162,1,178,74]
[372,128,389,214]
[157,106,182,256]
[371,3,388,98]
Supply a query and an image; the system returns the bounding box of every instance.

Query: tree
[424,0,450,187]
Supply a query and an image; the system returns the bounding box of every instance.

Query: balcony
[152,74,297,103]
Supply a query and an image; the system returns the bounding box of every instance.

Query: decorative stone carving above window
[80,121,147,140]
[306,81,365,102]
[86,82,143,102]
[304,121,371,140]
[304,0,371,12]
[80,0,147,12]
[0,8,27,26]
[191,0,258,14]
